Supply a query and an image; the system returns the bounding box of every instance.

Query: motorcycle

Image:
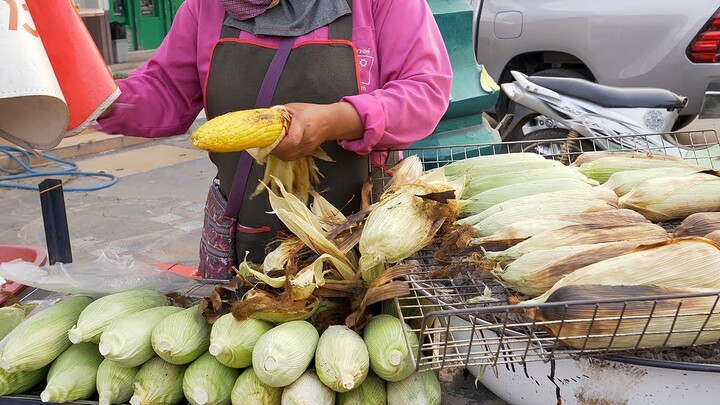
[497,70,689,160]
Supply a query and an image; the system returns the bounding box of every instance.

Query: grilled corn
[673,212,720,237]
[602,167,700,196]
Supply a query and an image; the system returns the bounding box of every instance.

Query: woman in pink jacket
[98,0,452,279]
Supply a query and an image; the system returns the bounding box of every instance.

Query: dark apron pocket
[198,182,238,280]
[236,223,275,264]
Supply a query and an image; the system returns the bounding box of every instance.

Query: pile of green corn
[0,289,439,404]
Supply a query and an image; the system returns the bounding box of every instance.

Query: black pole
[39,179,72,265]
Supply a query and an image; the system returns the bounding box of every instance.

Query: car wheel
[507,128,595,163]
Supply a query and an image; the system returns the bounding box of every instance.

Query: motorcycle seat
[526,76,688,109]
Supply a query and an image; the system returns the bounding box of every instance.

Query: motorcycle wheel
[507,128,596,164]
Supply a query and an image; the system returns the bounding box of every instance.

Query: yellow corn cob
[191,107,289,153]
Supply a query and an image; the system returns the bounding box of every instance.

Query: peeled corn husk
[315,325,369,392]
[68,289,169,344]
[571,151,686,167]
[493,240,666,297]
[337,370,386,405]
[386,371,441,405]
[463,166,598,198]
[0,296,93,372]
[96,359,139,405]
[706,230,720,243]
[151,305,211,365]
[183,352,241,405]
[530,284,720,349]
[386,155,424,188]
[441,153,551,177]
[130,356,186,405]
[525,238,720,306]
[471,209,649,249]
[363,315,418,382]
[99,306,183,368]
[602,167,700,196]
[619,173,720,221]
[209,313,274,369]
[673,212,720,237]
[0,365,49,396]
[0,305,26,341]
[461,178,594,214]
[40,342,105,403]
[281,369,335,405]
[252,320,319,388]
[577,156,700,183]
[230,368,282,405]
[484,222,670,265]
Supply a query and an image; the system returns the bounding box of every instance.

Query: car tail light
[687,8,720,63]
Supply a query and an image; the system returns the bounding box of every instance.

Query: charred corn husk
[471,209,649,248]
[493,240,665,297]
[0,365,49,396]
[619,173,720,222]
[706,230,720,243]
[571,151,686,167]
[602,167,701,196]
[673,212,720,237]
[191,107,289,153]
[441,152,548,177]
[530,284,720,350]
[577,156,700,183]
[463,166,598,198]
[525,238,720,306]
[40,342,105,403]
[484,222,670,266]
[462,178,593,215]
[0,296,93,372]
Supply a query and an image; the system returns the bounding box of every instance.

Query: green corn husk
[280,369,335,405]
[130,356,186,405]
[463,166,598,198]
[602,167,700,196]
[386,371,441,405]
[40,342,105,403]
[462,178,593,215]
[441,153,551,177]
[252,320,319,388]
[97,359,139,405]
[99,306,182,368]
[619,173,720,222]
[337,370,386,405]
[208,313,274,369]
[484,222,670,266]
[0,305,26,341]
[230,368,282,405]
[0,296,93,372]
[0,365,49,396]
[151,305,211,365]
[183,352,241,405]
[315,325,369,392]
[578,156,700,183]
[68,289,169,344]
[363,315,418,382]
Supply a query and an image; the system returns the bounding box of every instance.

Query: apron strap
[224,36,297,217]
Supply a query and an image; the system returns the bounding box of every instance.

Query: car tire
[507,128,595,163]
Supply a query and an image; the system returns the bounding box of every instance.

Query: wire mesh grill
[372,129,720,371]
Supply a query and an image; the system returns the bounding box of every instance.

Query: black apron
[204,5,368,264]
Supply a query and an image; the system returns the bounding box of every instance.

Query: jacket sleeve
[97,0,204,138]
[339,0,453,155]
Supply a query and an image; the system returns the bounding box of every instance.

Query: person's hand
[271,102,364,161]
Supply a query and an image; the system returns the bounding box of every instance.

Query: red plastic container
[0,245,47,306]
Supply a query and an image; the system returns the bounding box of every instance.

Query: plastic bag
[0,251,200,297]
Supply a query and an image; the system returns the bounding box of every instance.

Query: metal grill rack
[372,129,720,371]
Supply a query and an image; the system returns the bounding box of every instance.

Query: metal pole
[38,178,72,265]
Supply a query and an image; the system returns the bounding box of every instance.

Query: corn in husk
[130,356,186,405]
[673,212,720,237]
[619,173,720,221]
[386,371,441,405]
[493,240,665,297]
[706,230,720,243]
[463,166,598,198]
[97,359,139,405]
[40,342,105,403]
[471,209,649,249]
[602,167,701,196]
[99,306,183,368]
[0,365,49,396]
[151,305,211,365]
[571,151,687,167]
[441,152,548,177]
[385,155,424,188]
[230,368,282,405]
[0,296,93,372]
[315,325,369,392]
[252,320,319,388]
[363,315,418,382]
[209,313,274,369]
[183,352,241,405]
[461,178,594,215]
[484,222,670,266]
[525,238,720,306]
[530,284,720,349]
[0,305,27,341]
[337,370,386,405]
[68,289,169,344]
[280,369,335,405]
[577,156,700,183]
